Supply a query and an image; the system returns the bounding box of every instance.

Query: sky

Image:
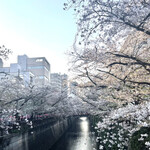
[0,0,77,73]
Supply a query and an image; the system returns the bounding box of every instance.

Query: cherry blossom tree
[66,0,150,104]
[65,0,150,149]
[0,45,11,59]
[64,0,150,45]
[0,75,94,135]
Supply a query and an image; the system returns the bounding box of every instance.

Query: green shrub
[128,127,150,150]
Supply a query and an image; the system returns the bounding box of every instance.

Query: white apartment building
[0,55,51,86]
[50,73,68,96]
[18,55,50,85]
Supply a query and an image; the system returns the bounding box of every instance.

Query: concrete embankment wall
[1,118,74,150]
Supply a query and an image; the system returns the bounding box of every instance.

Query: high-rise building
[18,54,28,72]
[10,63,21,76]
[0,54,51,85]
[61,74,68,94]
[50,73,68,96]
[50,73,62,92]
[18,55,50,85]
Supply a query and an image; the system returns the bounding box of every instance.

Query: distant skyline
[0,0,76,73]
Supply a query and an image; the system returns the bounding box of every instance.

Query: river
[50,117,97,150]
[0,117,97,150]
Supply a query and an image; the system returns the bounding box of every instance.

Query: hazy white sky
[0,0,76,73]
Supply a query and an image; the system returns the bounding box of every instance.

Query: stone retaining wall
[0,118,74,150]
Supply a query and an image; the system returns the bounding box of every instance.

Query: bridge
[70,113,90,117]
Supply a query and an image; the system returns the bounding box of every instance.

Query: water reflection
[80,117,89,132]
[51,117,97,150]
[1,117,97,150]
[1,120,66,150]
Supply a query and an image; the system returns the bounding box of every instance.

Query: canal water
[50,117,97,150]
[0,117,97,150]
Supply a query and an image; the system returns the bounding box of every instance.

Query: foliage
[65,0,150,44]
[65,0,150,149]
[0,45,12,59]
[0,75,94,135]
[65,0,150,104]
[96,123,129,150]
[128,127,150,150]
[95,102,150,149]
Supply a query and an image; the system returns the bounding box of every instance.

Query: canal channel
[50,117,97,150]
[1,117,97,150]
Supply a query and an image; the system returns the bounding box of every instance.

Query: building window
[28,66,44,69]
[36,59,43,62]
